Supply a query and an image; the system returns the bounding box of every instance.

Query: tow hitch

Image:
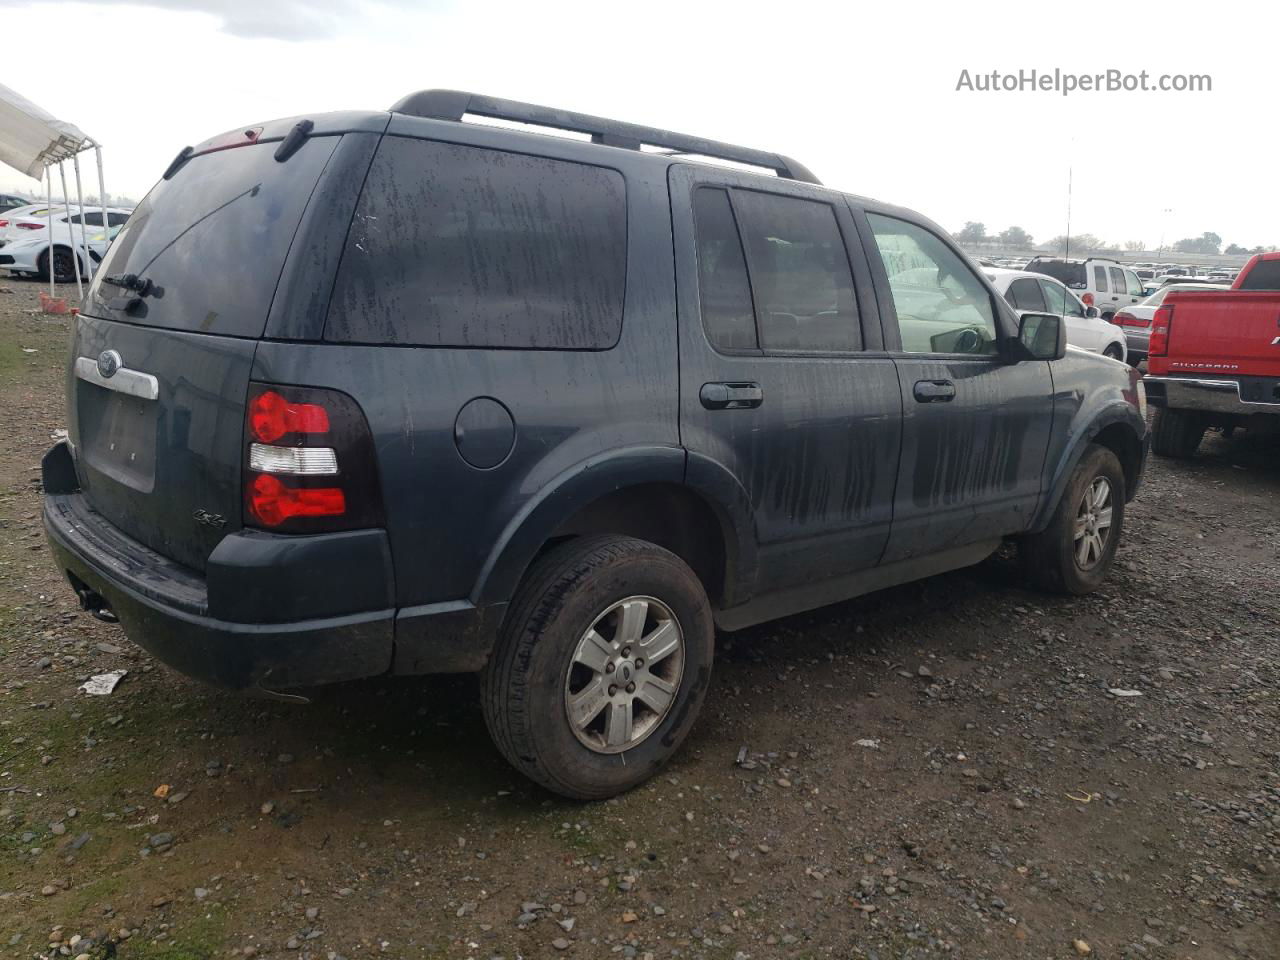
[75,585,119,623]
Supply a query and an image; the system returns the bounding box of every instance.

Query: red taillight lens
[1149,305,1173,356]
[249,389,331,443]
[1112,311,1149,328]
[248,473,345,527]
[1082,292,1095,306]
[16,221,44,230]
[243,383,383,534]
[0,220,9,228]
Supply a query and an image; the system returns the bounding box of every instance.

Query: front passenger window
[1039,279,1068,315]
[866,214,998,355]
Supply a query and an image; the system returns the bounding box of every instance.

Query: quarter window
[731,190,860,353]
[866,214,998,355]
[692,188,757,351]
[327,137,627,349]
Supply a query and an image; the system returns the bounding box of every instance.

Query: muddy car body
[43,91,1148,797]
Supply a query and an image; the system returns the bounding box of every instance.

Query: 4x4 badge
[193,509,227,529]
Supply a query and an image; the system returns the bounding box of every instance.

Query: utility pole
[1157,207,1173,258]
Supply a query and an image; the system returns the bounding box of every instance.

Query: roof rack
[389,89,820,185]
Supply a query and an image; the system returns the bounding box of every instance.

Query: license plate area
[79,386,157,493]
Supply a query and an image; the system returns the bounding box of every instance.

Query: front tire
[1020,445,1125,595]
[481,536,714,800]
[1151,407,1205,458]
[1102,343,1124,361]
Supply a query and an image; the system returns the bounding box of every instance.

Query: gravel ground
[0,281,1276,960]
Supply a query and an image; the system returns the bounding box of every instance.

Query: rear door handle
[700,381,763,410]
[913,379,956,403]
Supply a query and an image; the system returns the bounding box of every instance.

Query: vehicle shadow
[242,548,1043,811]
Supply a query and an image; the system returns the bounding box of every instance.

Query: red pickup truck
[1144,253,1280,457]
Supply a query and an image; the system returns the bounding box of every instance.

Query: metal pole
[72,152,89,283]
[94,144,109,264]
[57,160,83,300]
[46,165,54,299]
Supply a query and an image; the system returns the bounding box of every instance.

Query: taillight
[0,220,8,228]
[243,383,383,533]
[1149,305,1173,356]
[249,389,330,443]
[16,221,44,230]
[1082,293,1095,306]
[1112,311,1150,328]
[248,474,345,526]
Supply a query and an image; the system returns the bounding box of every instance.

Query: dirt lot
[0,281,1276,960]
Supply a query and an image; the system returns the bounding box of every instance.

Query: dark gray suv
[42,91,1149,799]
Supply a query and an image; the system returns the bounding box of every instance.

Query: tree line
[955,222,1275,256]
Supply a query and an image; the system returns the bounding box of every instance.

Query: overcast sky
[4,0,1276,249]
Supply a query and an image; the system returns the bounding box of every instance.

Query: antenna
[1064,164,1073,260]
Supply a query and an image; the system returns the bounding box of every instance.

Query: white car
[986,268,1127,361]
[1111,282,1224,363]
[0,207,131,281]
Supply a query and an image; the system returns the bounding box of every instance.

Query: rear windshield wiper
[102,273,154,296]
[101,273,158,312]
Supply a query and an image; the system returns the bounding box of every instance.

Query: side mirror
[1011,312,1067,361]
[1085,306,1101,318]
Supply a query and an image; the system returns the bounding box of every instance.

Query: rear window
[1238,259,1280,291]
[325,137,627,349]
[1026,259,1085,288]
[85,137,338,336]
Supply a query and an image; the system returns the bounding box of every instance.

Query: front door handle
[700,381,763,410]
[913,379,956,403]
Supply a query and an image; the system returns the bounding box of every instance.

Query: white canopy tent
[0,81,110,300]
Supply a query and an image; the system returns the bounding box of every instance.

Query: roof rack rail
[389,89,821,185]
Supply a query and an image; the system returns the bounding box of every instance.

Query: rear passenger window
[731,190,860,353]
[692,188,757,351]
[326,137,627,349]
[1109,267,1126,293]
[1006,278,1046,312]
[1094,266,1109,293]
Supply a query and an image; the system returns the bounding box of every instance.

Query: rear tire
[1020,444,1125,595]
[480,535,714,800]
[1103,343,1124,361]
[37,247,81,284]
[1151,407,1205,458]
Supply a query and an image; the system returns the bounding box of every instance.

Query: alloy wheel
[564,596,685,754]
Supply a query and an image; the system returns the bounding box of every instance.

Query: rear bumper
[42,442,499,692]
[1123,329,1150,359]
[1143,376,1280,418]
[45,488,396,693]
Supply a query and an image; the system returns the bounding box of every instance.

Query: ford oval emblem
[97,349,122,379]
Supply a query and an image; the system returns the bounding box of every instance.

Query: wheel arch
[471,447,752,611]
[1031,403,1146,533]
